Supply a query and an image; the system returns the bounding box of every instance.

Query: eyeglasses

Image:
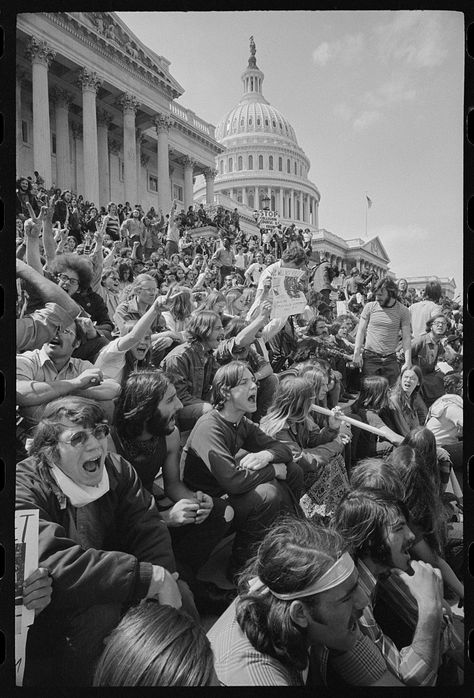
[58,423,110,447]
[57,273,79,286]
[57,326,76,337]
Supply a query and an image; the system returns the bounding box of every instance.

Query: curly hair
[50,253,93,290]
[236,517,345,671]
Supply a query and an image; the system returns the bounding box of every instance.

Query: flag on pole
[366,195,373,209]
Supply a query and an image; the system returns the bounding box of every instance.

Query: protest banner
[15,509,39,686]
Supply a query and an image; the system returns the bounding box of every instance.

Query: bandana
[247,552,355,600]
[51,463,110,508]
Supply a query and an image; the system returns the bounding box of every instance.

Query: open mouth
[83,456,102,473]
[49,337,61,347]
[247,394,257,404]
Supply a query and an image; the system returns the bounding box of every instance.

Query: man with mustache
[333,488,448,686]
[352,277,412,387]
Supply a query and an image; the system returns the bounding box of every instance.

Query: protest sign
[15,509,39,685]
[270,267,307,319]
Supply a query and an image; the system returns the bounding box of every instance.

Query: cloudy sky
[118,10,464,292]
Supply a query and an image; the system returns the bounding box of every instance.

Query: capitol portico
[194,38,321,233]
[16,12,224,213]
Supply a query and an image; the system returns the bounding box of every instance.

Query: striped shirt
[357,560,438,686]
[208,599,305,685]
[361,300,410,355]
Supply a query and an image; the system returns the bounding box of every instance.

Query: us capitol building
[15,12,425,280]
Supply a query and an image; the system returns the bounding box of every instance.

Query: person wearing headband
[208,517,402,687]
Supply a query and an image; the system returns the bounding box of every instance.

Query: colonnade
[20,36,217,211]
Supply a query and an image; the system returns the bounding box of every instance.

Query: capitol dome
[195,37,320,231]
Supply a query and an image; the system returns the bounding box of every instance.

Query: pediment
[362,236,389,261]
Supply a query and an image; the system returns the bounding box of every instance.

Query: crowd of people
[15,175,464,687]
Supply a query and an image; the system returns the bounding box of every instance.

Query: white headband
[247,552,355,601]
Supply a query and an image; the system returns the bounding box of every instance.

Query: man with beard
[352,277,412,387]
[208,518,401,687]
[112,370,235,613]
[16,397,195,687]
[333,488,448,686]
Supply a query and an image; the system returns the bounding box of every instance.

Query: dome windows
[257,117,261,126]
[238,156,243,171]
[249,117,252,125]
[269,155,274,170]
[278,157,283,171]
[248,155,253,170]
[258,155,264,169]
[287,159,291,173]
[228,157,233,173]
[265,119,269,126]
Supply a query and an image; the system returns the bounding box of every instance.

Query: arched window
[228,157,233,173]
[248,155,253,170]
[249,117,252,125]
[265,119,269,126]
[258,155,264,169]
[294,162,297,175]
[238,156,243,171]
[278,157,283,171]
[257,118,261,126]
[269,155,273,170]
[219,159,224,174]
[287,159,291,173]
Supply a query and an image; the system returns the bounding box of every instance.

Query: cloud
[312,33,364,66]
[375,11,449,68]
[353,110,381,131]
[361,78,417,110]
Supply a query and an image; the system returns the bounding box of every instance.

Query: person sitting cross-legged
[181,361,304,581]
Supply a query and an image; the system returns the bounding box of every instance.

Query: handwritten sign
[15,509,39,686]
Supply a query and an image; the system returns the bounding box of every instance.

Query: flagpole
[365,193,368,237]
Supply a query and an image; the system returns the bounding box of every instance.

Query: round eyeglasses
[58,423,110,447]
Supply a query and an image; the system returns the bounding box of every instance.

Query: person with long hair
[161,310,224,431]
[402,426,452,496]
[117,260,134,297]
[181,362,304,579]
[388,366,425,437]
[216,301,278,422]
[411,313,449,408]
[261,373,348,521]
[349,375,404,463]
[224,287,246,318]
[93,602,217,687]
[387,445,463,603]
[208,517,396,687]
[161,286,193,342]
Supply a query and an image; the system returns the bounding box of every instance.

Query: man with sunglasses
[16,319,120,450]
[16,396,197,687]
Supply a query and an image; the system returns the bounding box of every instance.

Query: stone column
[26,37,56,187]
[78,68,102,205]
[16,71,24,176]
[279,188,284,218]
[135,129,145,206]
[97,109,113,207]
[118,93,140,206]
[154,114,172,212]
[204,168,217,206]
[51,87,72,191]
[314,199,319,229]
[299,192,303,222]
[183,156,196,210]
[254,186,259,209]
[108,139,121,202]
[71,124,81,194]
